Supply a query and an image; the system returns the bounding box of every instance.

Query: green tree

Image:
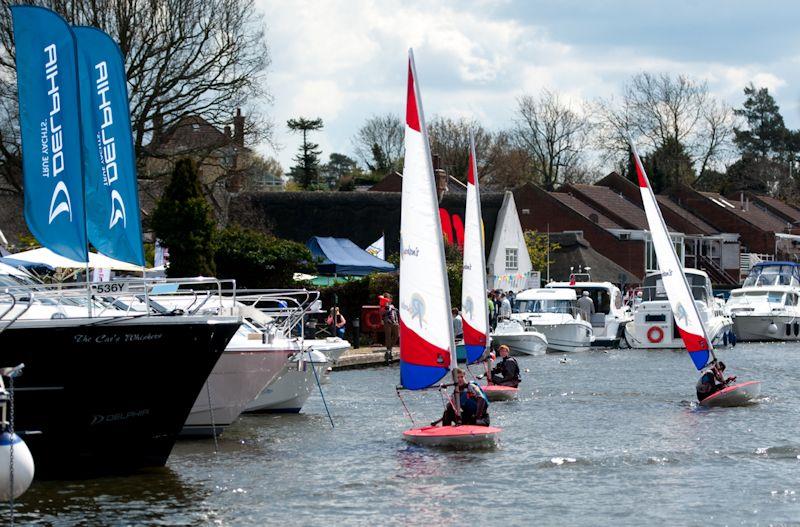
[322,153,359,188]
[151,158,216,277]
[524,231,560,273]
[642,137,695,193]
[287,117,324,189]
[215,225,314,288]
[734,84,792,160]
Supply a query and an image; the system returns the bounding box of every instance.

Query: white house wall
[487,191,534,291]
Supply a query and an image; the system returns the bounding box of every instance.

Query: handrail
[0,291,33,337]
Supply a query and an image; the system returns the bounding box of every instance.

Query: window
[505,248,518,270]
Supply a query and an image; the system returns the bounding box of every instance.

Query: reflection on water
[6,342,800,525]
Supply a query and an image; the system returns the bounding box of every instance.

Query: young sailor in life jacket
[696,360,736,402]
[490,344,521,387]
[435,368,490,427]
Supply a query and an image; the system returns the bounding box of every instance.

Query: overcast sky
[256,0,800,172]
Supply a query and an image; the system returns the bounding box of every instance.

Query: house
[487,192,538,291]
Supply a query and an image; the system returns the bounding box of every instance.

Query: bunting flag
[74,26,145,266]
[365,235,385,260]
[11,6,88,262]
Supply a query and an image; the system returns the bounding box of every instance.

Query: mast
[630,140,716,369]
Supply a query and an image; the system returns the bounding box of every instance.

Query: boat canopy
[517,288,577,301]
[306,237,396,276]
[742,262,800,288]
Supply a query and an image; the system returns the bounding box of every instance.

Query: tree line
[289,73,800,200]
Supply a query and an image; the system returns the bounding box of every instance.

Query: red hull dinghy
[481,385,518,401]
[700,380,761,408]
[632,142,761,408]
[403,425,501,448]
[397,51,501,448]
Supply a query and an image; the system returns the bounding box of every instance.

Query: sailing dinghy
[631,142,761,407]
[461,136,518,401]
[399,50,500,447]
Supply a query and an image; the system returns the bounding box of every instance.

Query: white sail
[461,131,489,364]
[399,49,457,389]
[631,142,712,370]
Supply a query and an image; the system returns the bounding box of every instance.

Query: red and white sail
[631,142,711,370]
[461,131,489,364]
[399,49,457,390]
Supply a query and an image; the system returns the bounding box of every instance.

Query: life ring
[647,326,664,343]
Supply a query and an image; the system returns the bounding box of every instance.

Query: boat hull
[182,345,293,437]
[699,380,761,408]
[0,317,239,477]
[732,315,800,342]
[530,322,592,353]
[402,425,500,448]
[244,353,328,413]
[490,331,547,356]
[482,385,518,401]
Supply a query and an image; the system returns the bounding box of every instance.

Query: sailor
[499,293,512,319]
[696,361,736,402]
[436,368,490,427]
[577,290,595,322]
[452,307,464,339]
[487,291,497,329]
[490,344,521,387]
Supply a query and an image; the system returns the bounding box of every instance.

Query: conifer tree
[287,117,324,189]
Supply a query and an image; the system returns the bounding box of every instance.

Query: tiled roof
[749,194,800,223]
[654,195,718,235]
[550,192,622,229]
[699,192,790,232]
[570,184,648,230]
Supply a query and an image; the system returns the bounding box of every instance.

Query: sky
[255,0,800,172]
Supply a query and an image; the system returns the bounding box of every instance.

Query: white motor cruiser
[244,349,329,413]
[510,288,593,353]
[625,269,733,349]
[490,318,548,356]
[546,271,632,347]
[726,262,800,341]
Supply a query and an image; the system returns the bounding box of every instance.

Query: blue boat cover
[306,237,396,276]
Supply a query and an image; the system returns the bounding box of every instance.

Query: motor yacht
[625,268,732,349]
[489,318,548,356]
[510,288,592,352]
[726,262,800,341]
[546,271,632,347]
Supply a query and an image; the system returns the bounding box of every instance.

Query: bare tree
[513,89,592,191]
[595,72,733,181]
[0,0,271,192]
[351,113,403,174]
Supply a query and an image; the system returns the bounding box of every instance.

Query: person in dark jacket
[490,344,521,387]
[436,368,490,426]
[696,361,735,402]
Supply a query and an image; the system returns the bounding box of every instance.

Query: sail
[399,50,456,390]
[631,143,711,370]
[461,132,489,364]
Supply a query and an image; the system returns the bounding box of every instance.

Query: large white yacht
[510,288,592,353]
[625,268,733,349]
[726,262,800,341]
[546,271,632,347]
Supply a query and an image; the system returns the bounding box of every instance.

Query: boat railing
[633,285,710,305]
[0,290,33,335]
[236,289,321,337]
[0,277,238,321]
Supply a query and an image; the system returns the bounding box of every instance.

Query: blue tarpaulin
[307,237,395,276]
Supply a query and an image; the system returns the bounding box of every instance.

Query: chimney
[224,125,232,138]
[740,192,745,210]
[435,168,448,201]
[233,108,244,147]
[152,112,163,145]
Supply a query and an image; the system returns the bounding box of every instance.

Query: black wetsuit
[696,369,720,401]
[491,356,521,387]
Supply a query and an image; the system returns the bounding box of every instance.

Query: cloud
[255,0,800,170]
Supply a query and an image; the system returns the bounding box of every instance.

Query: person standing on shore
[382,293,399,353]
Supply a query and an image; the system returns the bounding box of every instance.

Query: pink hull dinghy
[482,385,518,401]
[699,380,761,408]
[403,425,501,448]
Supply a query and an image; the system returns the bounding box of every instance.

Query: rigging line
[205,383,219,453]
[307,349,334,429]
[395,387,415,426]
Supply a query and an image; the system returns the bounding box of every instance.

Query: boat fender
[767,323,778,334]
[647,326,664,343]
[0,432,34,501]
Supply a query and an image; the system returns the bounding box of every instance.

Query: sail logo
[463,296,474,319]
[402,293,427,328]
[44,43,72,224]
[94,60,126,229]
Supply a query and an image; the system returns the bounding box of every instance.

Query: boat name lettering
[73,332,163,344]
[90,408,150,425]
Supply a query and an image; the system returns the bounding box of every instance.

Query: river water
[9,343,800,526]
